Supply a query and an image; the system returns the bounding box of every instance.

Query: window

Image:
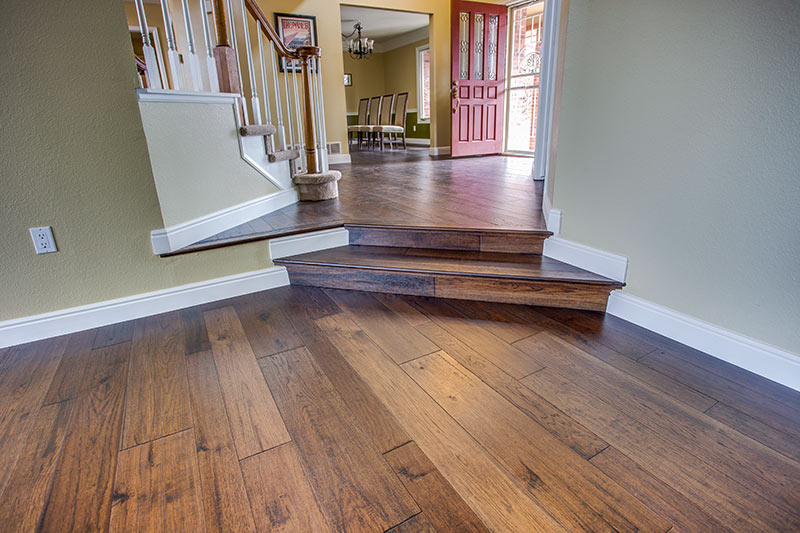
[506,1,544,153]
[416,45,431,122]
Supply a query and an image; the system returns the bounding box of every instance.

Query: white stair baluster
[239,0,260,123]
[224,0,247,124]
[257,23,274,152]
[313,58,328,171]
[199,0,219,92]
[291,64,305,173]
[180,0,204,91]
[134,0,163,89]
[283,57,295,156]
[159,0,184,90]
[270,44,286,150]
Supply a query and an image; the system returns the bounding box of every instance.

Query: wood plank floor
[174,149,547,255]
[1,286,799,531]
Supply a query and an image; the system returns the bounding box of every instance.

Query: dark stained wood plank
[479,232,547,253]
[347,225,482,250]
[515,333,800,514]
[522,367,800,532]
[93,320,135,349]
[314,314,568,533]
[185,350,256,532]
[403,351,669,533]
[385,513,436,533]
[179,306,210,355]
[203,306,290,459]
[445,298,542,343]
[110,430,205,532]
[0,335,69,496]
[590,446,733,533]
[240,443,331,532]
[705,401,800,463]
[234,292,304,358]
[286,263,436,297]
[373,292,432,327]
[411,297,543,379]
[415,320,607,459]
[0,400,73,530]
[325,289,440,364]
[40,342,130,532]
[122,312,192,449]
[384,442,490,533]
[281,294,412,453]
[42,328,97,405]
[641,350,800,438]
[258,346,419,531]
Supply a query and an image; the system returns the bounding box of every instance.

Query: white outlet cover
[29,226,58,254]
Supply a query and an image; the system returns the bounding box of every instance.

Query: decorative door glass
[473,13,484,80]
[487,15,499,80]
[459,12,470,79]
[506,1,544,153]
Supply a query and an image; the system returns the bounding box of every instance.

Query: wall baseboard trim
[543,236,628,282]
[542,194,561,235]
[269,227,350,259]
[429,146,451,156]
[151,188,298,254]
[0,267,289,349]
[607,291,800,392]
[406,138,431,146]
[329,154,352,165]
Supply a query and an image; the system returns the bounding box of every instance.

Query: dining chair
[376,92,409,150]
[347,97,370,148]
[376,93,395,151]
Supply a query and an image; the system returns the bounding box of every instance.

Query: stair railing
[131,0,328,175]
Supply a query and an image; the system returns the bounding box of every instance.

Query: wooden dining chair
[376,92,409,150]
[347,97,370,148]
[376,93,395,151]
[353,96,381,150]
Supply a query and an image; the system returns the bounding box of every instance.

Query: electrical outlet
[413,125,417,132]
[29,226,58,254]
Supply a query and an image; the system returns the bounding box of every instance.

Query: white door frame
[532,0,563,188]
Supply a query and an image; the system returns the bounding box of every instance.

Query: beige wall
[0,0,270,321]
[552,0,800,353]
[383,38,428,110]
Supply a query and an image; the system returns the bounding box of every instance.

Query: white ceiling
[340,6,429,43]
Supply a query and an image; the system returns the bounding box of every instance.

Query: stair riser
[283,264,613,312]
[347,227,548,254]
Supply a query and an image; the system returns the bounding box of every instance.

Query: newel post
[211,0,241,93]
[298,46,321,174]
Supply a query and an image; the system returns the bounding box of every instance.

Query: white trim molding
[0,267,289,349]
[406,138,431,146]
[269,227,349,259]
[151,188,298,254]
[542,194,561,235]
[429,146,451,156]
[136,88,240,104]
[607,292,800,392]
[543,237,628,282]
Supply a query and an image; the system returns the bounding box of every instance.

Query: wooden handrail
[134,55,147,72]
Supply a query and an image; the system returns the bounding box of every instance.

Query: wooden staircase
[274,225,624,311]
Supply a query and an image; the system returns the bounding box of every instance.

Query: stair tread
[275,245,622,286]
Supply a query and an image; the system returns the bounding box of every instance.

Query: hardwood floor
[171,150,546,255]
[1,286,799,531]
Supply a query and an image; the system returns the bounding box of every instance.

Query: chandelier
[344,22,374,60]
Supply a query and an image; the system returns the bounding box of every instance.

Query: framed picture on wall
[344,73,352,86]
[274,13,318,72]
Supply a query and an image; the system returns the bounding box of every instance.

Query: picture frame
[274,13,318,73]
[344,73,353,86]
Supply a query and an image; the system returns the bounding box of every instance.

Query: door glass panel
[473,13,484,80]
[459,12,470,79]
[506,1,544,153]
[487,15,498,80]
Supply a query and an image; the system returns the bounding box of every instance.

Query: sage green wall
[0,0,269,322]
[553,0,800,353]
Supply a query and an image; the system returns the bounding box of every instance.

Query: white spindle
[257,23,274,152]
[291,65,305,173]
[180,0,204,91]
[283,58,295,155]
[313,58,329,171]
[159,0,184,90]
[239,0,261,123]
[134,0,163,89]
[270,44,286,150]
[199,0,219,92]
[225,0,247,124]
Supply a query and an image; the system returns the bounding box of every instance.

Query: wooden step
[274,245,624,312]
[345,224,552,254]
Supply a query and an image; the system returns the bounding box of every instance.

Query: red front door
[450,0,507,157]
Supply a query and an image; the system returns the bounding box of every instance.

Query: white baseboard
[543,236,628,282]
[329,154,352,165]
[542,194,561,235]
[269,227,349,259]
[429,146,451,156]
[406,138,431,146]
[607,292,800,392]
[0,267,289,348]
[151,188,298,254]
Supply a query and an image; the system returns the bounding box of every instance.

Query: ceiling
[340,5,429,44]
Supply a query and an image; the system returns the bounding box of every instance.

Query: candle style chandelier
[344,22,374,60]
